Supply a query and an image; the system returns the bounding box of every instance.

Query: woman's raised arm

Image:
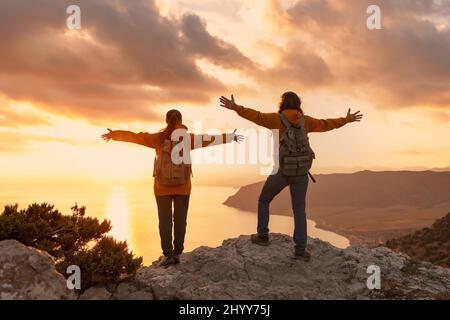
[190,130,244,150]
[101,129,160,148]
[305,109,363,133]
[219,95,279,129]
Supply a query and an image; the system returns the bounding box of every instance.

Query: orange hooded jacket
[111,123,234,196]
[232,104,352,133]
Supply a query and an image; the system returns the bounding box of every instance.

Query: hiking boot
[173,254,181,265]
[294,251,311,262]
[250,234,270,246]
[159,255,177,267]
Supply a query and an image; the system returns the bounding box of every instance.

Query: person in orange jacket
[102,109,243,266]
[220,92,362,261]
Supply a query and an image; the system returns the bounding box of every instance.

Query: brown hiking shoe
[250,234,270,246]
[173,254,181,265]
[294,251,311,262]
[159,255,177,267]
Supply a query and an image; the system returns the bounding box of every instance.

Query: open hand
[220,95,237,110]
[101,129,114,142]
[231,129,244,143]
[347,109,363,122]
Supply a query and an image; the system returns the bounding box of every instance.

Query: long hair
[278,91,303,114]
[160,109,182,143]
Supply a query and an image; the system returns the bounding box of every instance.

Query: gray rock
[2,235,449,300]
[113,282,154,300]
[79,287,111,300]
[131,234,450,300]
[0,240,76,300]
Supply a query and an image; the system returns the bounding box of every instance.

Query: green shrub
[0,203,143,290]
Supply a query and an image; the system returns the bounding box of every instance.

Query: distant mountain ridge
[224,170,450,245]
[431,166,450,172]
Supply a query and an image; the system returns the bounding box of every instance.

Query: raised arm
[101,129,160,148]
[305,109,363,133]
[190,130,244,150]
[220,95,279,129]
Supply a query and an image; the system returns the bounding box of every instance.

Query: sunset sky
[1,0,449,186]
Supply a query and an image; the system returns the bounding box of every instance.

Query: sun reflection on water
[106,186,132,243]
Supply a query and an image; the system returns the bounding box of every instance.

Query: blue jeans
[257,171,309,254]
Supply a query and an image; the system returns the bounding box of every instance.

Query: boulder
[2,234,449,300]
[132,234,450,300]
[0,240,76,300]
[112,282,154,300]
[79,287,111,300]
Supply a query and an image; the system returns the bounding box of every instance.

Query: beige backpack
[279,113,315,176]
[153,139,192,186]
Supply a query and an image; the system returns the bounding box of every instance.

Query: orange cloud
[0,0,254,124]
[1,0,449,128]
[0,105,50,128]
[251,41,334,91]
[266,0,450,110]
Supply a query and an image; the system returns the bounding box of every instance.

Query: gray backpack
[153,139,192,186]
[279,113,315,177]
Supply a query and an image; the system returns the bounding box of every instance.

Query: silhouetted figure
[220,92,362,261]
[102,109,243,266]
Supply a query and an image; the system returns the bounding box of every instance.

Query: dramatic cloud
[269,0,450,109]
[1,0,449,127]
[0,0,254,123]
[253,41,334,91]
[181,14,256,71]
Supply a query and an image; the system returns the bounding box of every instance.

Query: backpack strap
[299,115,306,133]
[279,113,292,129]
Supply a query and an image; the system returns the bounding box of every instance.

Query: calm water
[0,184,349,264]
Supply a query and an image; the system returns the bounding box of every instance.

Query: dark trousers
[257,171,309,254]
[155,195,190,256]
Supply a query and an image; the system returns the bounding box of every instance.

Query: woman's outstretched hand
[220,95,237,110]
[101,129,114,142]
[347,109,363,122]
[231,129,244,143]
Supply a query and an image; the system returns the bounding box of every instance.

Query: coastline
[221,202,448,246]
